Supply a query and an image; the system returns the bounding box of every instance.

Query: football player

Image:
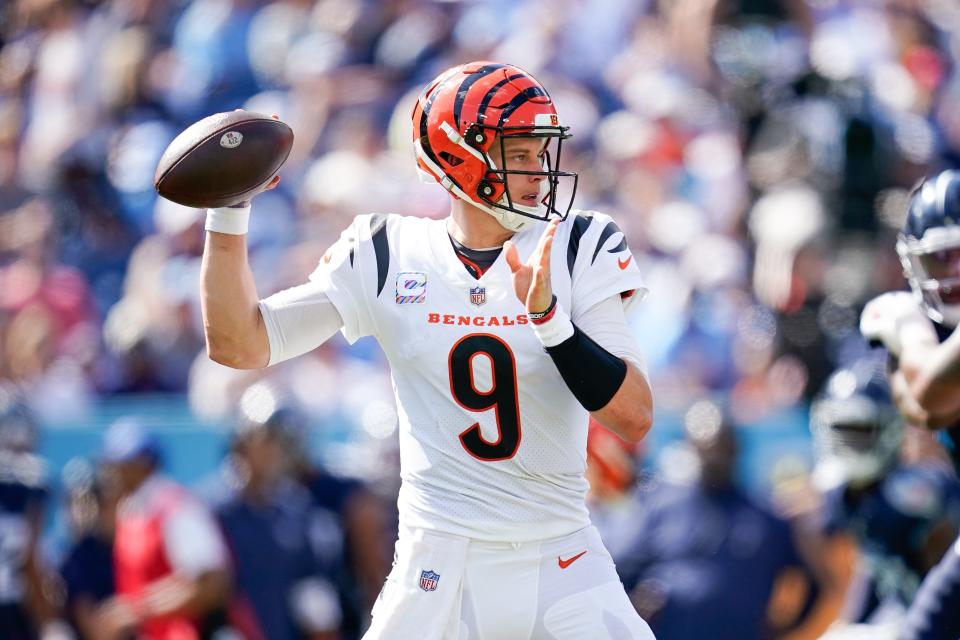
[811,359,960,630]
[0,402,52,640]
[860,169,960,639]
[200,62,655,639]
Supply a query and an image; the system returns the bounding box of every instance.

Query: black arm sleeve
[545,323,628,411]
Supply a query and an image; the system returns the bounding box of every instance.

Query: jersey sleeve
[307,213,392,344]
[565,211,648,319]
[259,284,344,366]
[575,294,648,377]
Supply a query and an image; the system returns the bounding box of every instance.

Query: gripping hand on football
[504,217,559,314]
[228,112,282,208]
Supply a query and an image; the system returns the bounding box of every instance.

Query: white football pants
[363,524,655,640]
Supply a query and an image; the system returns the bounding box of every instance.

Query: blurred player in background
[262,405,390,638]
[0,402,55,640]
[95,418,233,640]
[612,403,834,640]
[58,460,120,639]
[201,61,655,638]
[213,411,342,640]
[861,169,960,639]
[811,358,960,637]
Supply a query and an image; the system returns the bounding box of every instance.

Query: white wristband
[532,304,575,347]
[205,204,251,235]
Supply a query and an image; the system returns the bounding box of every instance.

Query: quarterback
[860,169,960,639]
[200,61,655,639]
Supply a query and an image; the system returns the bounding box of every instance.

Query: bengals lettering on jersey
[306,210,645,542]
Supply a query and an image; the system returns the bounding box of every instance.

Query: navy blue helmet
[810,356,902,489]
[897,169,960,327]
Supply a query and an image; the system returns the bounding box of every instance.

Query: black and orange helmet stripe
[475,74,525,125]
[452,64,507,128]
[497,87,550,126]
[417,77,447,182]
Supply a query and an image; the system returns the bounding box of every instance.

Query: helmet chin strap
[487,180,552,231]
[484,205,528,231]
[483,155,554,231]
[938,304,960,328]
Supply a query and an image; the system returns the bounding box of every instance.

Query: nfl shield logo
[469,286,486,307]
[419,570,440,592]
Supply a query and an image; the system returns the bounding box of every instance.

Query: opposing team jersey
[822,463,960,615]
[310,210,645,542]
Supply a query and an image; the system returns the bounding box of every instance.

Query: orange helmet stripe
[452,63,507,128]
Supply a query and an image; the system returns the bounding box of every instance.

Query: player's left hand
[504,217,559,314]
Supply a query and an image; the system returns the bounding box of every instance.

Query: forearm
[898,329,960,427]
[141,571,230,619]
[589,364,653,443]
[533,297,652,442]
[201,230,270,368]
[73,596,103,640]
[345,492,390,609]
[572,294,653,442]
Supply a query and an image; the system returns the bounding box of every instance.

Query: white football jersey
[311,210,646,542]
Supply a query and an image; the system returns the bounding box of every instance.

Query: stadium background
[2,0,959,637]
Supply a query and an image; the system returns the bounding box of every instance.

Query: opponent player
[811,358,960,629]
[200,61,655,639]
[860,169,960,639]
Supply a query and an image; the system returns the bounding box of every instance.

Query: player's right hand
[859,291,936,357]
[228,174,280,209]
[227,111,282,208]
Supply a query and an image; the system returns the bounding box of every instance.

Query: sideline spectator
[0,401,53,640]
[58,459,119,639]
[614,402,837,639]
[96,418,232,640]
[266,405,390,638]
[213,410,342,640]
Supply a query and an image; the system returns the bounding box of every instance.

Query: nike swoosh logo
[558,551,587,569]
[617,255,632,270]
[323,252,332,264]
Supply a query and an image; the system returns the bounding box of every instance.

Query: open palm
[504,218,559,314]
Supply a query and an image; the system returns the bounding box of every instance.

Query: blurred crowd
[3,0,960,638]
[3,0,958,435]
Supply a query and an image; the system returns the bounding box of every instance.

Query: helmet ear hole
[438,151,463,167]
[478,181,495,198]
[466,125,487,149]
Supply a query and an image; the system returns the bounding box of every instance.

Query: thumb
[504,241,521,273]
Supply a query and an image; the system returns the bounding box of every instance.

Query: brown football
[154,111,294,209]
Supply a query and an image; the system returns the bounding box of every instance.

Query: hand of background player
[504,217,559,314]
[859,291,937,357]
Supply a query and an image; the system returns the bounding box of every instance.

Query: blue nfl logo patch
[419,569,440,592]
[469,286,486,307]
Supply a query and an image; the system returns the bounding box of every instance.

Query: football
[154,111,294,209]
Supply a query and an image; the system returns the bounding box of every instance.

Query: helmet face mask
[810,364,902,489]
[413,62,579,231]
[898,170,960,327]
[478,123,576,220]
